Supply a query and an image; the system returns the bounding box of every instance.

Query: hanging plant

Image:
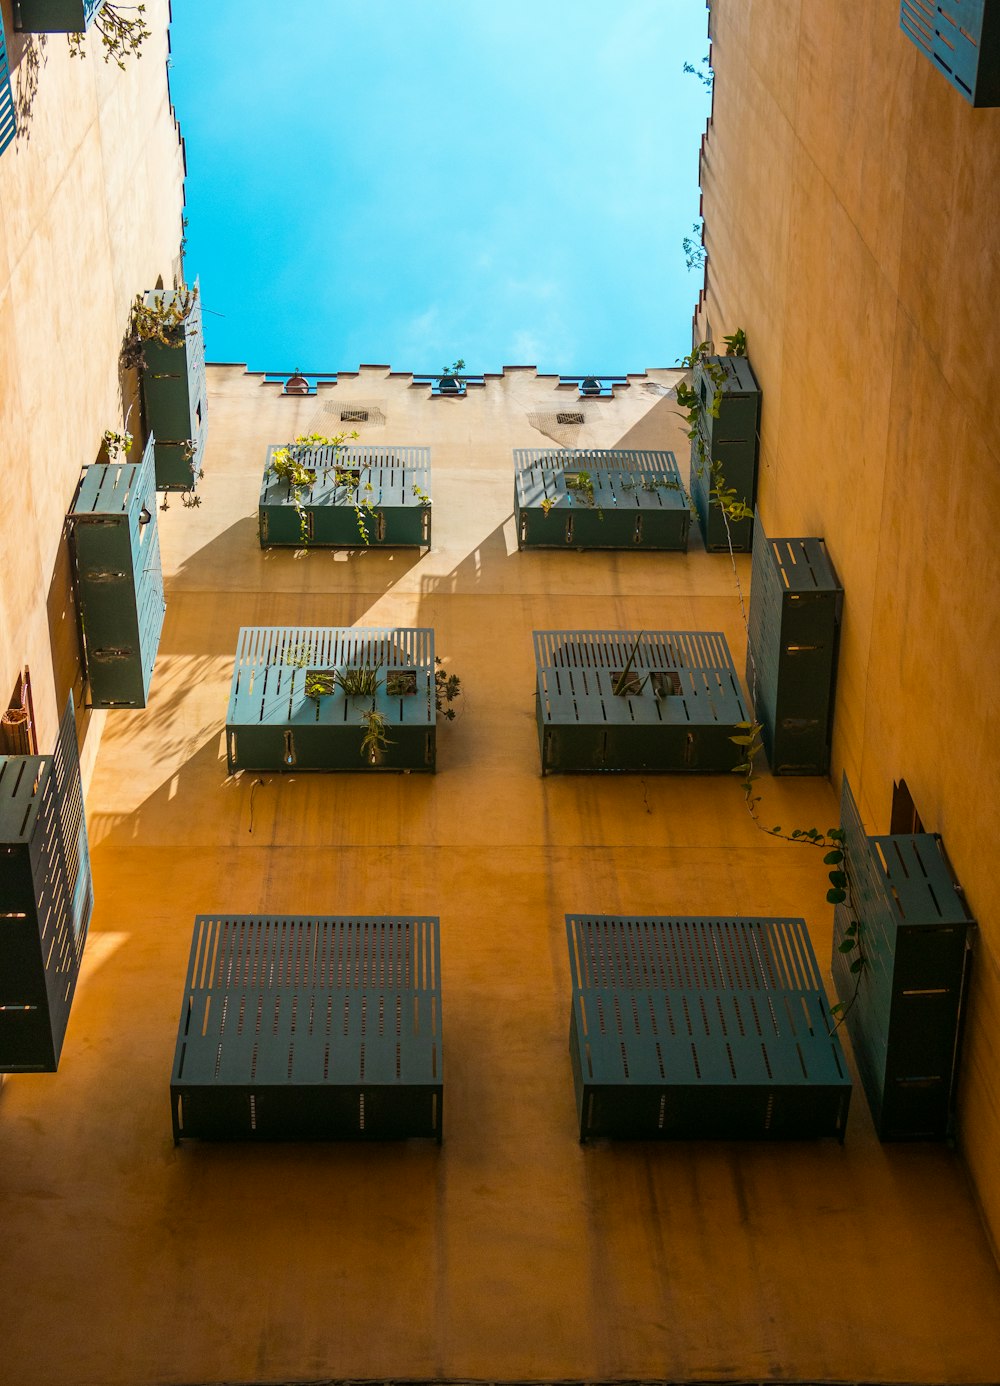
[359,708,394,764]
[269,431,360,546]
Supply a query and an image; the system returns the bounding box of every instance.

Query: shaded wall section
[697,0,1000,1251]
[0,0,185,757]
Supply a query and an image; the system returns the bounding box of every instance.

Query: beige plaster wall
[0,0,185,759]
[698,0,1000,1252]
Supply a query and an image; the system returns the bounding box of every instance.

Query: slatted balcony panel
[832,776,974,1140]
[513,448,689,550]
[0,697,92,1071]
[0,11,15,155]
[171,915,442,1142]
[14,0,104,31]
[139,283,207,490]
[226,626,436,773]
[690,443,754,553]
[567,915,851,1141]
[901,0,1000,105]
[690,354,761,552]
[69,436,165,709]
[695,355,761,442]
[534,629,749,773]
[747,524,842,774]
[567,914,824,994]
[259,445,431,548]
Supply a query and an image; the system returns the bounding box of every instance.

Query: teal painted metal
[172,915,442,1143]
[139,283,207,491]
[70,436,165,708]
[567,915,851,1141]
[0,697,92,1071]
[901,0,1000,106]
[690,355,760,552]
[514,449,690,551]
[832,777,973,1140]
[747,523,842,774]
[14,0,103,31]
[227,626,436,773]
[259,445,432,548]
[535,629,750,774]
[0,10,16,155]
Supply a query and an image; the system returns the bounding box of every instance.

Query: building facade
[1,2,1000,1382]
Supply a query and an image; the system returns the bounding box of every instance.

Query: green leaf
[838,940,857,953]
[729,734,755,746]
[829,1002,844,1015]
[772,826,782,834]
[823,850,843,865]
[828,870,847,888]
[828,828,846,841]
[845,922,858,936]
[827,888,847,904]
[849,958,865,974]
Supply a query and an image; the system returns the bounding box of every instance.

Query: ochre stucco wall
[698,0,1000,1254]
[1,362,999,1383]
[0,0,185,761]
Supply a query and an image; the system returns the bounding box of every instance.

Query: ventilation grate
[341,409,369,423]
[556,412,585,425]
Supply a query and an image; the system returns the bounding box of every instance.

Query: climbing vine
[269,431,362,546]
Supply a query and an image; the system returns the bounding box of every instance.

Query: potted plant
[437,358,466,395]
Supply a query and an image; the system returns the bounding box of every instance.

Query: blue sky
[168,1,710,376]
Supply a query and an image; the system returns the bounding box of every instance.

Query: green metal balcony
[0,10,16,155]
[139,285,207,491]
[514,449,690,550]
[226,626,437,773]
[900,0,1000,106]
[567,915,851,1141]
[690,354,761,552]
[747,524,842,774]
[69,436,166,709]
[15,0,103,32]
[535,629,750,774]
[259,445,431,548]
[832,776,974,1140]
[171,915,443,1143]
[0,698,92,1072]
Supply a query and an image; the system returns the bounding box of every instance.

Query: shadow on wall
[86,716,440,853]
[10,28,47,141]
[610,387,687,452]
[416,519,512,599]
[524,381,687,454]
[168,514,426,596]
